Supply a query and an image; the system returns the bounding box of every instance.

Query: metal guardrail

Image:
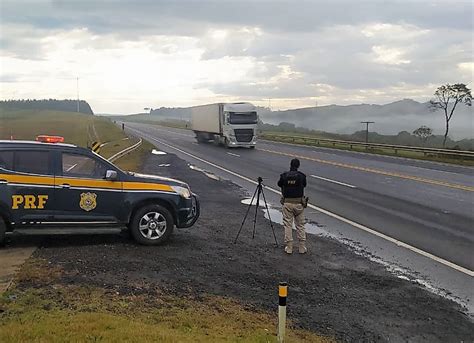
[261,133,474,159]
[108,138,143,162]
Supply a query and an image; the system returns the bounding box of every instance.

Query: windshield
[228,112,258,125]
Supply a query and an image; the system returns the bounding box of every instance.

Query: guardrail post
[278,282,288,343]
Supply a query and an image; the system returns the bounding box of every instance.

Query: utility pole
[76,77,80,113]
[360,121,374,143]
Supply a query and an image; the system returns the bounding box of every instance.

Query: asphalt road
[125,123,473,268]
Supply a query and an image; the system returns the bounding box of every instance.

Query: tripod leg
[252,185,261,239]
[234,185,258,244]
[261,187,279,247]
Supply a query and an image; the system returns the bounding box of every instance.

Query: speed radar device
[191,102,258,148]
[234,177,278,246]
[0,139,200,246]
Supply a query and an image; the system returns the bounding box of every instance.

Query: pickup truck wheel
[130,205,174,245]
[0,217,6,247]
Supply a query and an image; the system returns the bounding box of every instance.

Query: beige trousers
[282,203,306,244]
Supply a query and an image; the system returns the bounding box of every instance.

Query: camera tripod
[234,177,279,246]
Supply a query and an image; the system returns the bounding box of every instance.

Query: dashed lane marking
[128,127,474,277]
[311,175,356,188]
[258,147,474,192]
[227,152,241,157]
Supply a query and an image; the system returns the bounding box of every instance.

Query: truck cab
[0,138,200,246]
[192,102,258,148]
[221,102,258,148]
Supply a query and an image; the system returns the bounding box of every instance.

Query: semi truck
[191,102,258,148]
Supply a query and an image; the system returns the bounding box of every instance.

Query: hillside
[258,99,473,140]
[143,99,473,140]
[0,99,94,115]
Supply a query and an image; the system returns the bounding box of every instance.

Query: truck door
[0,150,56,223]
[54,151,124,222]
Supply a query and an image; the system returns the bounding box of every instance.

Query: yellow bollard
[278,282,288,343]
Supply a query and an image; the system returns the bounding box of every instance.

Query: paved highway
[124,122,474,310]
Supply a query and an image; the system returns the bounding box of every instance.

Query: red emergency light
[36,135,65,143]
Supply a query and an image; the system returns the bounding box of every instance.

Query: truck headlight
[171,186,191,199]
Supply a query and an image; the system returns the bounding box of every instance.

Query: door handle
[60,183,70,189]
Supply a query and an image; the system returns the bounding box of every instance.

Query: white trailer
[191,103,258,148]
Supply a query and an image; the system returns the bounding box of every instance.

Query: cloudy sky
[0,0,472,114]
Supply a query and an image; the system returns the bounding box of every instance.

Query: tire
[212,135,221,146]
[196,133,206,143]
[249,146,255,149]
[0,217,6,247]
[129,205,174,245]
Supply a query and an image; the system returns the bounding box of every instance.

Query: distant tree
[413,126,433,145]
[430,83,472,147]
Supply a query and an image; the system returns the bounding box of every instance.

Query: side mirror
[105,170,118,181]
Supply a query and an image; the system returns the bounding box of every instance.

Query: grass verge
[0,259,332,343]
[0,109,151,171]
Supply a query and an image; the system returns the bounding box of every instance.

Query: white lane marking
[311,175,356,188]
[152,126,194,138]
[227,152,241,157]
[128,127,474,277]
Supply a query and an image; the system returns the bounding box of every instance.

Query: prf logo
[12,195,48,210]
[79,192,97,212]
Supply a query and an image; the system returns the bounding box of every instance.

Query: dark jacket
[278,170,307,198]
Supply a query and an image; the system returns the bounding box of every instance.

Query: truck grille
[234,129,254,142]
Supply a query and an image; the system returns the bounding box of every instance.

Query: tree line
[0,99,94,115]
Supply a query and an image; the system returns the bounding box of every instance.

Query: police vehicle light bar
[36,135,65,143]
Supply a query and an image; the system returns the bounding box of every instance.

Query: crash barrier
[108,138,143,162]
[262,133,474,161]
[278,282,288,343]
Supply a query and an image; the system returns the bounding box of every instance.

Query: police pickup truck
[0,136,199,246]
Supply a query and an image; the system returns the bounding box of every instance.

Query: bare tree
[430,83,472,147]
[413,126,433,145]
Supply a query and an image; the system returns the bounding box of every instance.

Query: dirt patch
[6,152,474,342]
[0,247,36,293]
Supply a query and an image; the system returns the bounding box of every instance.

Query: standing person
[278,158,307,254]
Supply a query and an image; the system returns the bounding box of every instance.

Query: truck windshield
[228,112,258,124]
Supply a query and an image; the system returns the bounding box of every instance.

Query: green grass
[0,109,152,171]
[0,259,332,343]
[261,133,474,166]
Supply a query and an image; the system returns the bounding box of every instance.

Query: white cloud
[372,46,411,65]
[0,1,472,113]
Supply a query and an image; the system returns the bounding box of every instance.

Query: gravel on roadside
[15,152,474,342]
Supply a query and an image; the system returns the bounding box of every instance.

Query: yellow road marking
[258,148,474,192]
